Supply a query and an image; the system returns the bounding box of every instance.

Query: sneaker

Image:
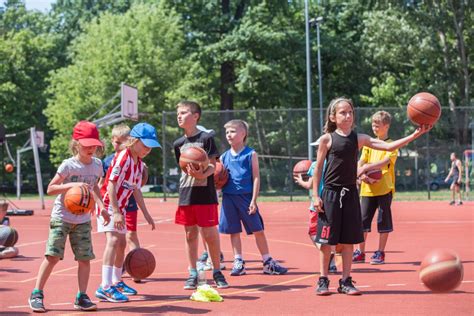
[184,275,198,290]
[328,253,338,274]
[74,293,97,311]
[28,291,46,313]
[316,276,331,296]
[230,258,246,276]
[449,200,455,205]
[205,257,226,270]
[213,271,229,289]
[115,281,137,295]
[198,251,209,262]
[352,249,365,263]
[337,277,361,295]
[95,285,129,302]
[457,201,463,206]
[263,257,288,275]
[370,250,385,265]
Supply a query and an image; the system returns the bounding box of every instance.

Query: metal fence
[159,106,474,199]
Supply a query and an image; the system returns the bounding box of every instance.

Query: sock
[262,254,271,262]
[234,254,242,260]
[32,289,43,295]
[76,291,85,299]
[112,266,122,284]
[189,267,198,277]
[101,265,113,289]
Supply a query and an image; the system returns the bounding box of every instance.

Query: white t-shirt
[51,157,103,224]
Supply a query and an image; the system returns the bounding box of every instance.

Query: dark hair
[176,100,201,121]
[323,97,355,133]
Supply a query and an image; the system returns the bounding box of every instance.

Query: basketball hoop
[93,83,138,128]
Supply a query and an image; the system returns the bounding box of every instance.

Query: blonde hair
[224,119,249,142]
[69,139,103,157]
[372,111,392,125]
[111,124,130,138]
[176,100,201,121]
[323,97,355,133]
[125,136,139,148]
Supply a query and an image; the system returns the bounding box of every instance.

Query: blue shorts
[219,193,264,235]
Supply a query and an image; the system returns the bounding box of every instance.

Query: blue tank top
[221,146,254,194]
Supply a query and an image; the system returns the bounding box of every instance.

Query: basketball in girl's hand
[419,249,463,293]
[293,160,312,180]
[407,92,441,126]
[365,169,382,180]
[179,147,209,174]
[214,161,229,189]
[64,185,95,215]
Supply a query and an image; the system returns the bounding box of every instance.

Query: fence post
[426,132,431,200]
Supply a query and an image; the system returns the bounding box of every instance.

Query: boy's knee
[45,255,60,265]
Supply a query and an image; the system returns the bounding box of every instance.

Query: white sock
[262,254,271,262]
[234,254,242,260]
[101,265,113,289]
[112,266,122,284]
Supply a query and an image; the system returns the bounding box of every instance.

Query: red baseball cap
[72,121,103,147]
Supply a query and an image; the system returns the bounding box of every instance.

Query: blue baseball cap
[130,123,161,148]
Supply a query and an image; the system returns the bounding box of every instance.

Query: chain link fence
[158,106,474,199]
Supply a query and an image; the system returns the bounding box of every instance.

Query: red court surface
[1,198,473,315]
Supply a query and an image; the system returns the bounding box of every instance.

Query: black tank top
[451,160,460,179]
[323,131,359,188]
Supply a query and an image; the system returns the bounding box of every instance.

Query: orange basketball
[366,169,382,180]
[293,160,312,178]
[179,146,209,174]
[124,248,156,280]
[407,92,441,126]
[419,249,463,293]
[5,163,14,173]
[64,186,95,215]
[214,161,229,189]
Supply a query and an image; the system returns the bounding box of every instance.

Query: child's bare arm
[294,174,312,190]
[359,125,431,152]
[133,189,155,230]
[249,151,260,215]
[313,134,330,212]
[47,174,86,195]
[107,180,124,230]
[93,183,110,225]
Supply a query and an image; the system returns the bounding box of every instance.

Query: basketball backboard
[121,83,138,121]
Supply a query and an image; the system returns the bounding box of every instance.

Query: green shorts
[45,218,95,261]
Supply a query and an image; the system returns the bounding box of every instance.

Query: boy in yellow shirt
[353,111,398,265]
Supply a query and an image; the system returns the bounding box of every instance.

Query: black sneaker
[337,277,362,295]
[74,293,97,311]
[213,271,229,289]
[28,291,46,313]
[184,275,198,290]
[316,276,331,296]
[449,200,455,205]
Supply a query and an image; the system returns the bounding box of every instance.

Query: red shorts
[125,211,138,232]
[175,204,218,227]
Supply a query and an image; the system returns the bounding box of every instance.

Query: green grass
[3,189,465,202]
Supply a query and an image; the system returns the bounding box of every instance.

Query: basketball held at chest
[179,147,209,174]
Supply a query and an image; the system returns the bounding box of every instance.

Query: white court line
[14,217,173,248]
[9,305,29,309]
[51,302,72,306]
[402,221,474,224]
[462,280,474,283]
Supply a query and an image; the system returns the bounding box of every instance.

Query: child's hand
[101,210,111,226]
[187,163,207,179]
[113,212,125,230]
[145,214,156,230]
[293,174,303,186]
[413,124,432,138]
[313,196,324,213]
[248,201,257,215]
[360,174,378,184]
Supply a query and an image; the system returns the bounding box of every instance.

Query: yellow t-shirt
[359,140,398,197]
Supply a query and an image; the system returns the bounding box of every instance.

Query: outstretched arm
[358,125,431,152]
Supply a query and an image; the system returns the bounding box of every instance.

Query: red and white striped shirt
[101,148,143,213]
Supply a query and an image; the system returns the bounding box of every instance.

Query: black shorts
[316,186,364,245]
[361,192,393,233]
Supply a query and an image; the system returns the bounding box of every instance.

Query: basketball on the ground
[365,169,382,180]
[419,249,463,293]
[214,161,229,189]
[179,146,209,174]
[0,226,18,247]
[64,185,94,215]
[4,163,13,173]
[293,160,312,179]
[124,248,156,280]
[407,92,441,126]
